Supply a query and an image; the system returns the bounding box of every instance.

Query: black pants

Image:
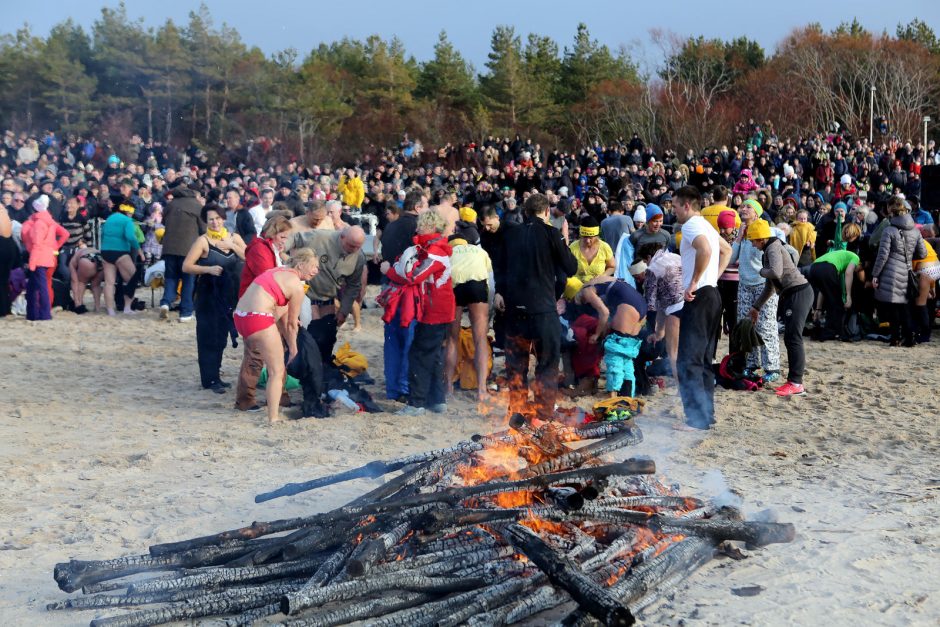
[307,314,338,362]
[287,330,327,417]
[717,278,738,353]
[780,284,813,384]
[677,286,722,429]
[879,301,912,345]
[808,262,842,339]
[408,322,448,408]
[195,294,231,388]
[505,310,561,417]
[0,237,15,316]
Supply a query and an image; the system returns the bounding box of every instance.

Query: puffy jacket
[161,187,205,256]
[338,175,365,209]
[872,213,926,304]
[239,236,281,297]
[384,233,455,325]
[20,211,68,270]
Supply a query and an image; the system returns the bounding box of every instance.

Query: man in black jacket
[380,188,426,264]
[159,182,205,321]
[495,193,577,417]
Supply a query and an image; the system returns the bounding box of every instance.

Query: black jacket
[380,211,418,263]
[496,215,577,315]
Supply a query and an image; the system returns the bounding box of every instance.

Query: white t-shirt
[679,215,720,291]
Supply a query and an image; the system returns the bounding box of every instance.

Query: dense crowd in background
[0,124,937,427]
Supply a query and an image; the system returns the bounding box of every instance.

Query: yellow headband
[580,226,600,238]
[118,203,135,214]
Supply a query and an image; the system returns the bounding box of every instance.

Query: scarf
[207,226,229,240]
[789,222,816,260]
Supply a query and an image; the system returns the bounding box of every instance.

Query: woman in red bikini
[233,247,319,423]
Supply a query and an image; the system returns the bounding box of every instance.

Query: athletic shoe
[774,382,805,397]
[429,403,447,414]
[209,381,226,394]
[396,405,426,416]
[179,315,194,322]
[217,380,232,389]
[159,304,169,319]
[238,404,263,412]
[761,371,781,384]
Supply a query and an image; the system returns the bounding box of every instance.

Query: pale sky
[3,0,937,71]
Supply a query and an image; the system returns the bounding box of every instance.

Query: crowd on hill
[0,124,936,427]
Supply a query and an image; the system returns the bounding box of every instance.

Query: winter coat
[872,213,927,304]
[338,175,365,208]
[384,233,455,326]
[160,186,205,257]
[20,211,69,271]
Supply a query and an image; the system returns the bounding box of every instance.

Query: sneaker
[396,405,426,416]
[761,371,781,384]
[217,380,232,389]
[774,382,805,397]
[238,404,263,412]
[159,304,169,319]
[179,315,194,322]
[208,381,226,394]
[429,403,447,414]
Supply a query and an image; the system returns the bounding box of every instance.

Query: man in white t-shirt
[247,187,275,236]
[673,186,731,430]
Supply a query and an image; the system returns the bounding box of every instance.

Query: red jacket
[239,236,280,297]
[21,211,69,271]
[384,233,455,325]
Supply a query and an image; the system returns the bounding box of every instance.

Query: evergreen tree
[416,31,477,110]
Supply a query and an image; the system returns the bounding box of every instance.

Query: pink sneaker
[774,381,805,397]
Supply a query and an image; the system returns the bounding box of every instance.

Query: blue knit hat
[645,204,663,220]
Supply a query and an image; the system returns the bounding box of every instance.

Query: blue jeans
[383,311,415,399]
[160,254,195,316]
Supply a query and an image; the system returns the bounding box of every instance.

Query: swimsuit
[233,310,275,338]
[232,268,293,338]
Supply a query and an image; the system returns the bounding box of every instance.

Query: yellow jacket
[338,175,365,208]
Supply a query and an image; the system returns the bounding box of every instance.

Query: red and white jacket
[382,233,455,326]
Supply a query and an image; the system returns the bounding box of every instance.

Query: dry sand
[0,297,938,626]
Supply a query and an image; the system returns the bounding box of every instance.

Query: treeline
[0,4,938,162]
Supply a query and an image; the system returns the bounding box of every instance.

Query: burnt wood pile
[49,414,794,626]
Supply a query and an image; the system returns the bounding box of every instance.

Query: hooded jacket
[161,186,205,257]
[20,211,69,270]
[384,233,455,325]
[338,175,365,209]
[872,213,927,304]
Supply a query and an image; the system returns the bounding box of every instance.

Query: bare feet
[268,415,287,424]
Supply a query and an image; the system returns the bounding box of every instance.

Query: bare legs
[246,326,288,423]
[445,302,492,401]
[103,254,138,315]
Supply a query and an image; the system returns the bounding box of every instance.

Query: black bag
[906,269,920,302]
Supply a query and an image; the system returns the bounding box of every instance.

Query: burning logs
[48,413,794,626]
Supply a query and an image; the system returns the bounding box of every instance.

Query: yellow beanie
[746,219,771,241]
[564,277,583,300]
[458,206,477,223]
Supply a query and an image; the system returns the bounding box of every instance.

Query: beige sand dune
[0,301,937,626]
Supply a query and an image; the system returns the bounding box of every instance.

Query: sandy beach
[0,298,938,626]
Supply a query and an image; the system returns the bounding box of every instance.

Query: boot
[913,305,931,343]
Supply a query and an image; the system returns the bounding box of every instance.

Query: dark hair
[524,193,550,216]
[674,185,702,211]
[201,202,226,223]
[403,188,426,213]
[636,242,666,262]
[384,201,400,217]
[608,200,624,213]
[712,185,729,203]
[481,205,499,220]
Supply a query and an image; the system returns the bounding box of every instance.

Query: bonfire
[49,408,794,626]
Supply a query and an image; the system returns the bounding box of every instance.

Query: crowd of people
[0,124,937,428]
